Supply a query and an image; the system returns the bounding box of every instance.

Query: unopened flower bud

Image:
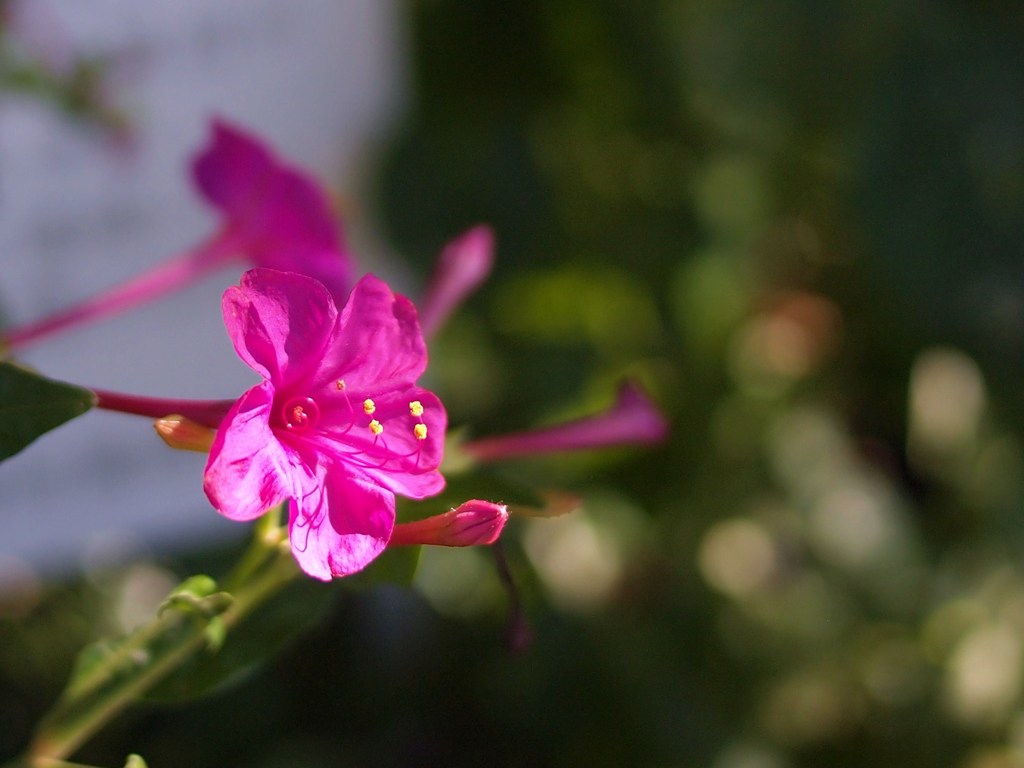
[389,500,509,548]
[418,225,495,338]
[154,415,216,453]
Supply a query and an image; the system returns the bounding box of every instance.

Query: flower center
[281,396,321,432]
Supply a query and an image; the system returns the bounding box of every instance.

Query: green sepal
[157,575,233,651]
[158,576,234,621]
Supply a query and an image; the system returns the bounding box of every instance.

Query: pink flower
[418,225,495,338]
[203,269,446,580]
[3,118,351,353]
[463,380,668,462]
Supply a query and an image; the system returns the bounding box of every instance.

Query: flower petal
[192,119,352,301]
[222,269,337,386]
[312,273,428,393]
[192,119,277,222]
[203,383,297,521]
[287,468,395,580]
[313,387,446,499]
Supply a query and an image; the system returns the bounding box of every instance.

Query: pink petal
[311,274,428,393]
[418,225,495,338]
[223,269,337,386]
[191,119,352,301]
[203,383,298,521]
[464,380,669,461]
[287,468,395,580]
[192,120,273,218]
[313,386,447,499]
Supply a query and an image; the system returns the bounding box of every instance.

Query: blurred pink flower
[191,119,352,300]
[418,225,495,338]
[463,380,668,462]
[204,269,446,580]
[3,118,352,352]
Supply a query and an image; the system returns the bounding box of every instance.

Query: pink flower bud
[389,500,509,548]
[418,225,495,338]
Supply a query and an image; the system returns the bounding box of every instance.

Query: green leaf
[62,575,227,704]
[0,361,94,461]
[143,575,334,703]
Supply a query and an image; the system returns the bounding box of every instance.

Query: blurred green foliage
[5,1,1024,766]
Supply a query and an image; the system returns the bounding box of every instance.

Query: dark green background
[5,2,1024,766]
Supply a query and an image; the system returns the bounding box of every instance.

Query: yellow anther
[368,419,384,436]
[362,398,376,415]
[409,400,424,417]
[413,423,428,441]
[336,379,346,390]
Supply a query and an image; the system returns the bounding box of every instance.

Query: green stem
[222,506,286,593]
[22,516,297,766]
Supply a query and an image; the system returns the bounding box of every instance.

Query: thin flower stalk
[5,236,242,353]
[93,389,234,428]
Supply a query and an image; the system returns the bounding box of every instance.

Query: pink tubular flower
[463,380,668,462]
[389,500,509,548]
[418,225,495,338]
[3,118,351,353]
[203,269,446,581]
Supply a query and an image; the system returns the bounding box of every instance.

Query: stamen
[414,423,428,440]
[409,400,424,417]
[363,398,376,415]
[368,419,384,436]
[336,379,346,390]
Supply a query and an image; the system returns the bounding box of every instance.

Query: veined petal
[287,468,394,580]
[254,246,350,308]
[312,274,427,393]
[203,383,296,521]
[223,269,337,385]
[313,387,446,499]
